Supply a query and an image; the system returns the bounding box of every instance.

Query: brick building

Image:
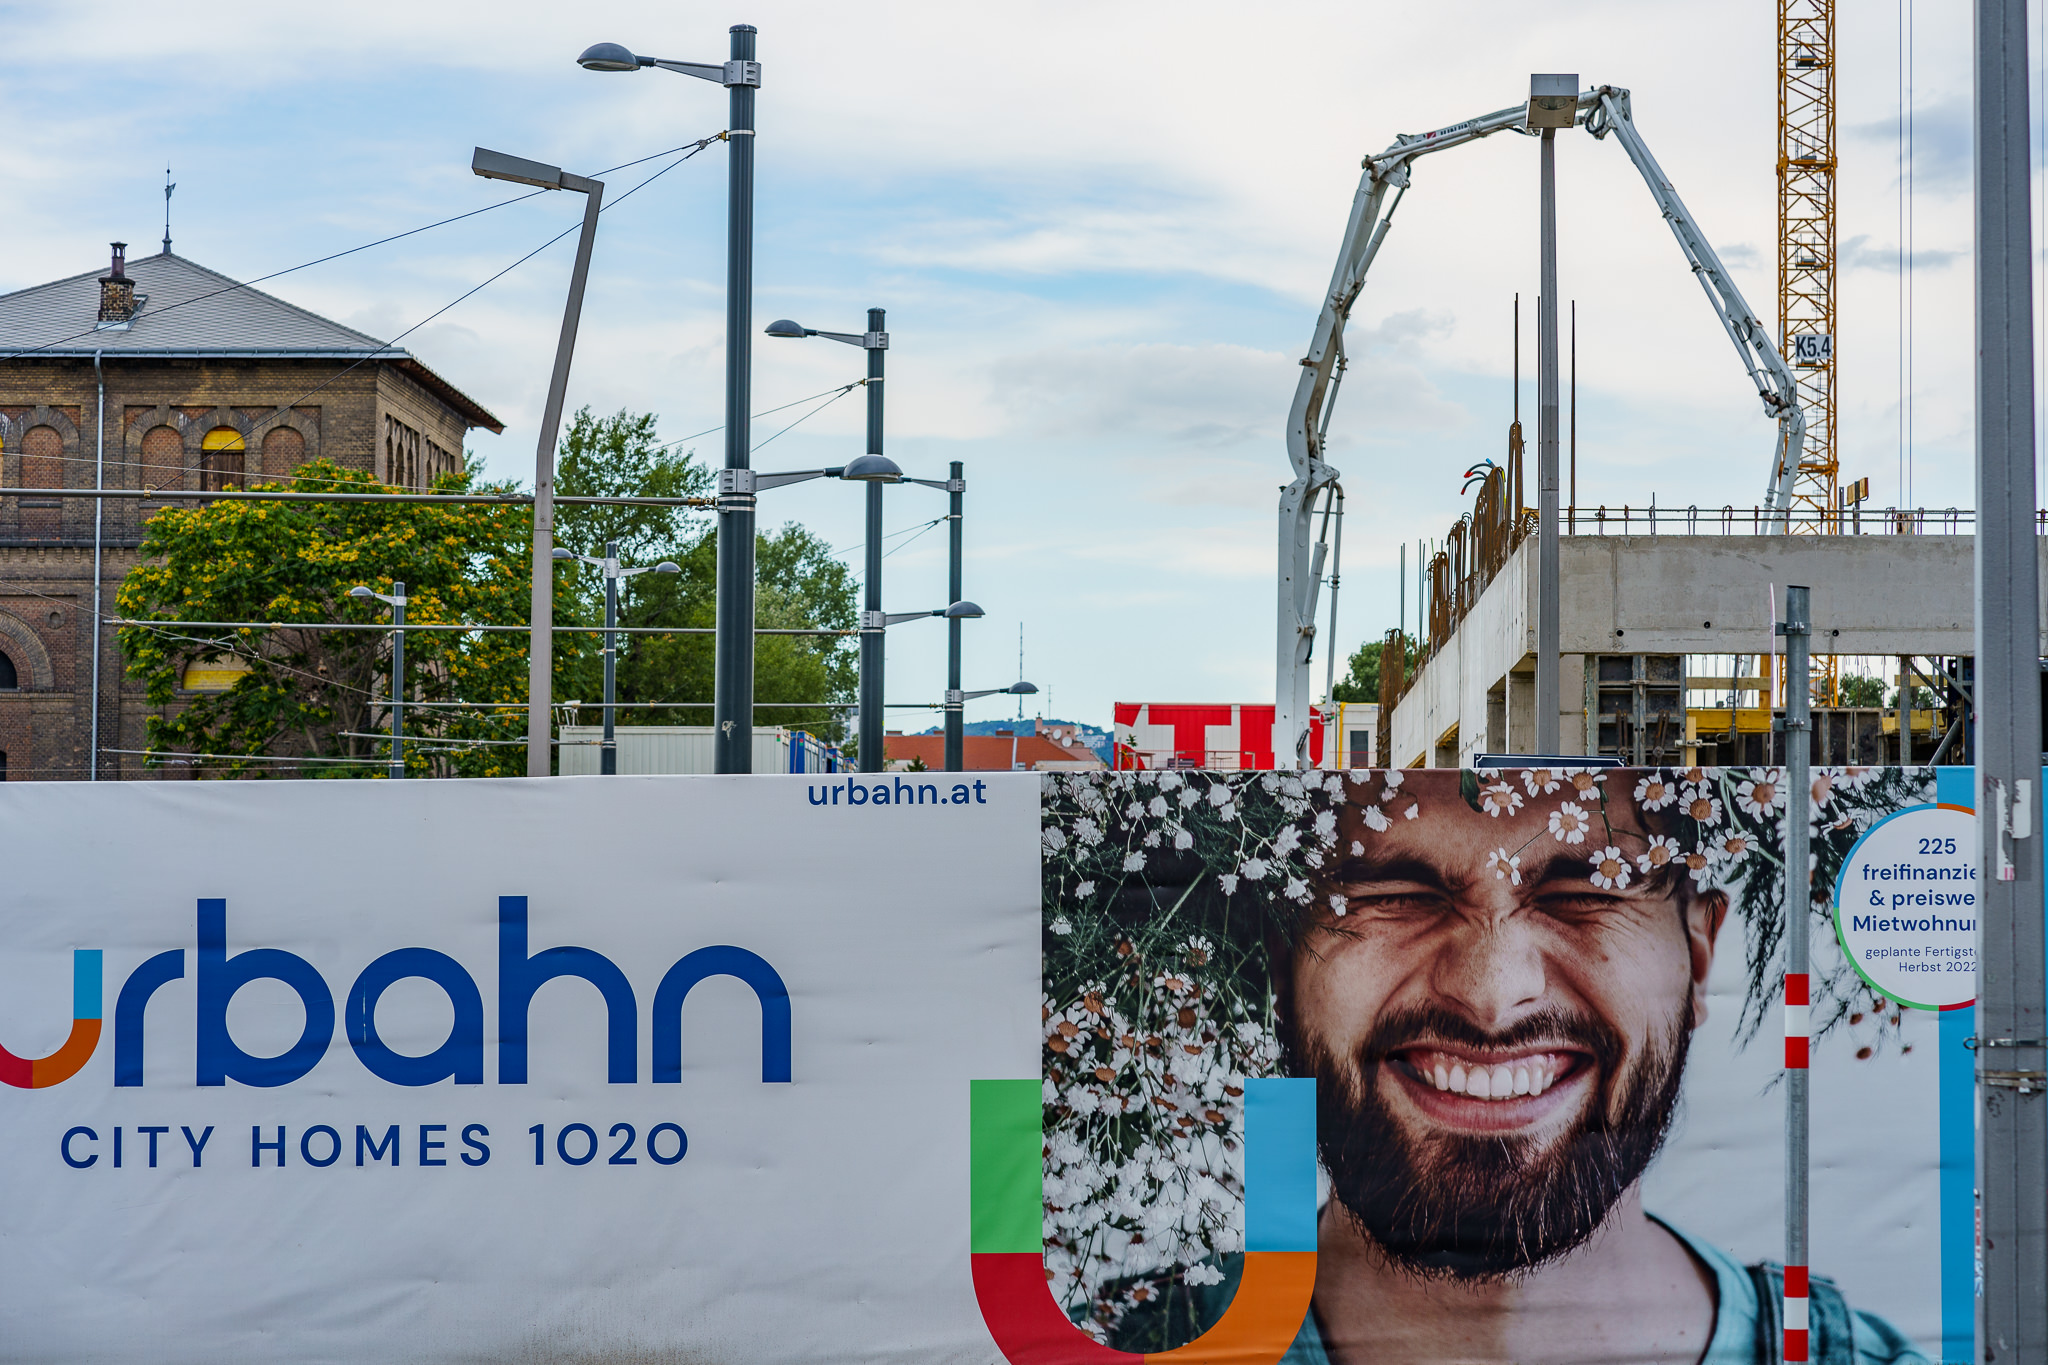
[0,243,501,780]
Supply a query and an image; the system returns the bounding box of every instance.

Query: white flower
[1479,781,1523,817]
[1486,848,1522,884]
[1810,773,1835,807]
[1240,857,1270,880]
[1272,826,1302,856]
[1734,769,1786,818]
[1123,851,1146,871]
[1361,804,1390,833]
[1521,767,1561,796]
[1283,877,1310,903]
[1314,809,1338,838]
[1328,893,1348,916]
[1384,769,1404,790]
[1125,802,1144,821]
[1173,828,1194,850]
[1148,795,1170,818]
[1350,840,1364,856]
[1712,831,1752,861]
[1566,768,1605,797]
[1636,834,1678,874]
[1207,782,1231,807]
[1073,815,1103,845]
[1402,804,1420,820]
[1142,829,1162,848]
[1050,916,1073,936]
[1633,773,1679,810]
[1548,801,1591,844]
[1076,880,1096,898]
[1684,851,1715,885]
[1588,846,1631,890]
[1183,1262,1226,1288]
[1681,786,1724,826]
[1218,803,1239,823]
[1157,771,1183,791]
[1043,826,1068,853]
[1218,873,1240,895]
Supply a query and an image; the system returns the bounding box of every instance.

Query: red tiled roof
[883,732,1101,771]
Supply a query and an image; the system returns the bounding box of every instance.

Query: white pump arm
[1274,84,1805,769]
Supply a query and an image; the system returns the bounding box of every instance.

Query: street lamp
[348,582,407,780]
[471,146,607,779]
[1525,72,1577,754]
[580,28,763,774]
[766,311,893,771]
[552,542,680,774]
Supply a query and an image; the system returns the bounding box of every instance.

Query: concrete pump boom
[1275,84,1806,769]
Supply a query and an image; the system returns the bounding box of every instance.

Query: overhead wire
[0,138,722,366]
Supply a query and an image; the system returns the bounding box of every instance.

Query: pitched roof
[883,732,1106,772]
[0,250,502,431]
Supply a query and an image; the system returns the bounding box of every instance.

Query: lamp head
[551,547,575,560]
[348,586,375,599]
[763,319,811,338]
[1008,681,1039,695]
[944,601,985,619]
[655,561,681,574]
[577,42,644,72]
[840,454,903,483]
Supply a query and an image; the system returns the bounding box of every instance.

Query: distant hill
[910,717,1113,764]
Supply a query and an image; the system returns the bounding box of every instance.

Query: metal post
[945,459,965,773]
[1535,129,1562,752]
[525,175,606,777]
[859,308,886,773]
[389,581,407,781]
[1781,584,1812,1364]
[602,539,618,776]
[712,23,759,774]
[1974,0,2048,1355]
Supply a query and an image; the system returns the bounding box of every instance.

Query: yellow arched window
[201,427,245,491]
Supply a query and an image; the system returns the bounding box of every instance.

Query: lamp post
[765,312,891,770]
[470,146,608,779]
[867,600,985,770]
[552,541,680,774]
[1526,73,1576,753]
[580,28,763,773]
[348,582,407,779]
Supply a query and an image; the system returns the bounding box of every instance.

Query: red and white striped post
[1781,585,1812,1365]
[1784,969,1810,1361]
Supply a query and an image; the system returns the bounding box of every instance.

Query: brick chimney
[97,242,136,324]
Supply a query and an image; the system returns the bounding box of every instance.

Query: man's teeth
[1419,1056,1562,1100]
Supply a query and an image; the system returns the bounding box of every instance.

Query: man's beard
[1281,998,1691,1283]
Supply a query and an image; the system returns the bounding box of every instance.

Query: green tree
[549,407,856,743]
[1837,674,1886,707]
[1331,635,1421,704]
[116,457,532,777]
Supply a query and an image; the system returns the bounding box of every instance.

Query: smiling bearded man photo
[1089,768,1932,1365]
[1269,772,1927,1365]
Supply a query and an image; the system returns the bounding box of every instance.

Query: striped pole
[1784,970,1810,1362]
[1781,584,1812,1365]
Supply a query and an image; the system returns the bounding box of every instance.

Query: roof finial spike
[162,169,175,255]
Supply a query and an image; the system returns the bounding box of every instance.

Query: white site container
[557,725,843,776]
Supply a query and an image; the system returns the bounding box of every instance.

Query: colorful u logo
[970,1076,1317,1365]
[0,950,102,1089]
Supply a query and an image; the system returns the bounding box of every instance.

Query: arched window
[140,424,182,497]
[202,427,245,491]
[19,425,62,537]
[261,426,304,479]
[0,649,17,689]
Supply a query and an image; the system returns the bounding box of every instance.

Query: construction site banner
[3,767,1968,1363]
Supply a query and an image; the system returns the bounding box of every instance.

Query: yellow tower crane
[1779,0,1839,704]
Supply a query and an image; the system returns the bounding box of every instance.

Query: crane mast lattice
[1780,0,1837,529]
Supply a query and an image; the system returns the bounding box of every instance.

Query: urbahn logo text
[0,897,790,1090]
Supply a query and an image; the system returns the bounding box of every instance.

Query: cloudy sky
[1,0,2012,729]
